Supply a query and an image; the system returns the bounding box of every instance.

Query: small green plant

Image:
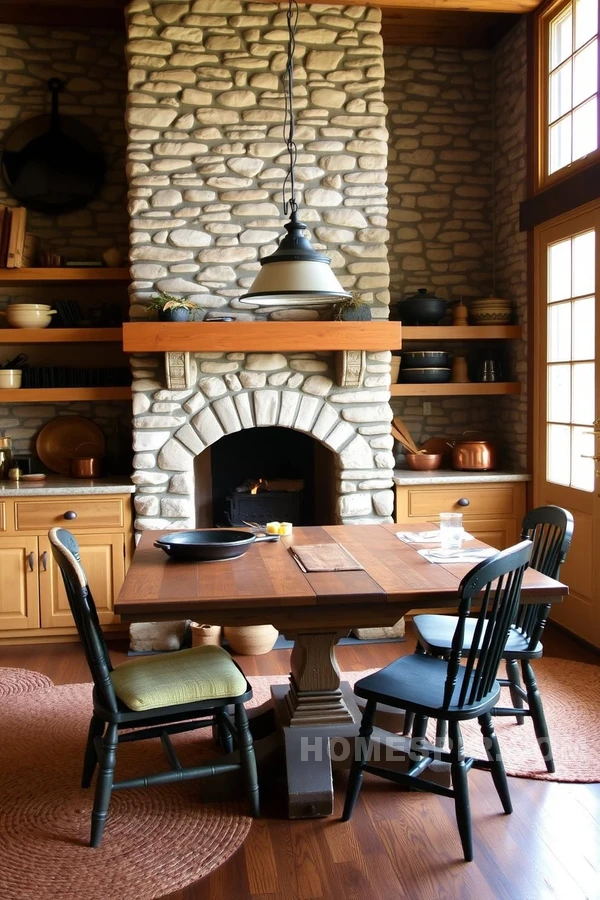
[147,291,196,313]
[333,293,372,322]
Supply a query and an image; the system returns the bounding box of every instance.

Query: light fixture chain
[282,0,299,217]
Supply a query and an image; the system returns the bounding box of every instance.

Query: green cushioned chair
[49,527,259,848]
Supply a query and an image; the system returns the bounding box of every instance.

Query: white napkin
[396,530,474,544]
[418,547,497,564]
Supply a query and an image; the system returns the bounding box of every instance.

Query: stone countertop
[0,477,135,497]
[393,469,531,486]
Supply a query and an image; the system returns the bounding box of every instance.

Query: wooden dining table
[115,524,567,818]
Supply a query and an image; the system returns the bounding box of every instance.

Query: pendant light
[239,0,351,307]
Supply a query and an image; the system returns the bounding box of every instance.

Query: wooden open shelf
[0,387,132,402]
[390,382,521,396]
[122,321,403,353]
[401,325,522,340]
[0,268,129,283]
[0,328,123,343]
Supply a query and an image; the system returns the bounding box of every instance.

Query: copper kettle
[448,432,497,471]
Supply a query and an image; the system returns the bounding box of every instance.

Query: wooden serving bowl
[404,451,443,471]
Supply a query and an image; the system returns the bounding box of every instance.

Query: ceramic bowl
[0,369,22,388]
[401,350,449,369]
[400,367,451,384]
[6,307,56,328]
[404,452,443,471]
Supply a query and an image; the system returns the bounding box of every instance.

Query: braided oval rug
[0,668,251,900]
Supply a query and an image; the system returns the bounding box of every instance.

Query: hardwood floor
[3,623,599,900]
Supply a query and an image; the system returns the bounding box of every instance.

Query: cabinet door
[462,517,520,550]
[39,533,126,629]
[0,537,40,631]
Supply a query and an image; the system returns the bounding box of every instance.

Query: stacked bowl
[400,350,450,384]
[4,304,56,329]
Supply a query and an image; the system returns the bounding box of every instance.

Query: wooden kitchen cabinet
[394,481,527,549]
[0,493,133,643]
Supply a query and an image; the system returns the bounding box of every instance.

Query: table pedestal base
[284,629,355,727]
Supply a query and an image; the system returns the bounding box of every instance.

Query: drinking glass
[439,512,464,551]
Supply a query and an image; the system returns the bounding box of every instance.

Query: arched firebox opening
[194,426,336,528]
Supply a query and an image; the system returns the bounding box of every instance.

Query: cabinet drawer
[15,498,125,532]
[403,485,521,519]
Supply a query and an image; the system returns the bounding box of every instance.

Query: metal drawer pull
[457,498,470,507]
[63,510,77,520]
[28,551,34,572]
[41,551,48,572]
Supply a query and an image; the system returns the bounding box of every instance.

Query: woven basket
[190,623,222,647]
[352,618,406,641]
[224,625,279,655]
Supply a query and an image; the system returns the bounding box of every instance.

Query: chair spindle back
[515,506,574,648]
[48,527,119,714]
[443,540,533,710]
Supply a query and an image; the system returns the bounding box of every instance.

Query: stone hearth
[124,0,393,534]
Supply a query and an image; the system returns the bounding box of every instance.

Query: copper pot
[68,441,103,478]
[449,433,497,471]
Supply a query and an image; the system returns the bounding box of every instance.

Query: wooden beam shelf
[122,321,402,353]
[0,387,132,402]
[390,382,521,396]
[0,328,123,343]
[401,325,522,340]
[0,268,129,283]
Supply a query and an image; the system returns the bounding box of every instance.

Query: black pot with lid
[391,287,448,325]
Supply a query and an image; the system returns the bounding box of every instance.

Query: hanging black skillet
[1,78,105,215]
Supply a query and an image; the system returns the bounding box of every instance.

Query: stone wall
[125,0,394,533]
[0,400,132,470]
[384,44,509,464]
[493,19,529,473]
[0,24,128,260]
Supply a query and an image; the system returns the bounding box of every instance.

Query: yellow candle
[278,522,293,535]
[266,522,281,534]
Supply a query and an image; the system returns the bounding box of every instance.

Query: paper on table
[396,530,474,544]
[418,547,497,564]
[290,543,364,572]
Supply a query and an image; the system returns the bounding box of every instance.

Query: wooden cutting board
[289,543,364,572]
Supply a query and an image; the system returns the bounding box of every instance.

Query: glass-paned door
[534,203,600,646]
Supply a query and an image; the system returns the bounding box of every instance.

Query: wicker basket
[190,623,222,647]
[352,618,406,641]
[224,625,279,655]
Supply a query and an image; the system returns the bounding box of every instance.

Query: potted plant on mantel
[147,291,197,322]
[333,292,372,321]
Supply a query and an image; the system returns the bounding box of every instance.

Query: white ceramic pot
[0,369,22,388]
[5,307,56,328]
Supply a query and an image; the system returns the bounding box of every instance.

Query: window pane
[548,302,572,361]
[550,114,573,173]
[575,0,599,50]
[573,96,598,160]
[548,423,572,485]
[572,362,595,423]
[572,229,595,296]
[572,296,595,358]
[573,40,597,106]
[551,6,574,69]
[548,364,572,422]
[548,238,572,301]
[571,425,595,490]
[550,60,573,122]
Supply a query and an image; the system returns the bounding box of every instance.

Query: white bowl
[6,308,56,329]
[0,369,22,388]
[8,303,52,310]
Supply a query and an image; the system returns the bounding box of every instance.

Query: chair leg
[505,658,525,725]
[82,714,104,788]
[522,660,555,773]
[90,722,118,848]
[448,721,473,862]
[234,703,260,817]
[216,708,234,754]
[410,714,429,763]
[402,642,426,736]
[479,712,512,814]
[342,698,376,822]
[435,718,448,751]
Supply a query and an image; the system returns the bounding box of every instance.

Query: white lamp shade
[240,259,351,306]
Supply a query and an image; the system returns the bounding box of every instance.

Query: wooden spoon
[392,416,422,454]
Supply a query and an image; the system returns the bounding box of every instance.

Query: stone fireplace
[124,0,394,535]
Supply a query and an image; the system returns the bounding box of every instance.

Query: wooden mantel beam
[0,0,544,25]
